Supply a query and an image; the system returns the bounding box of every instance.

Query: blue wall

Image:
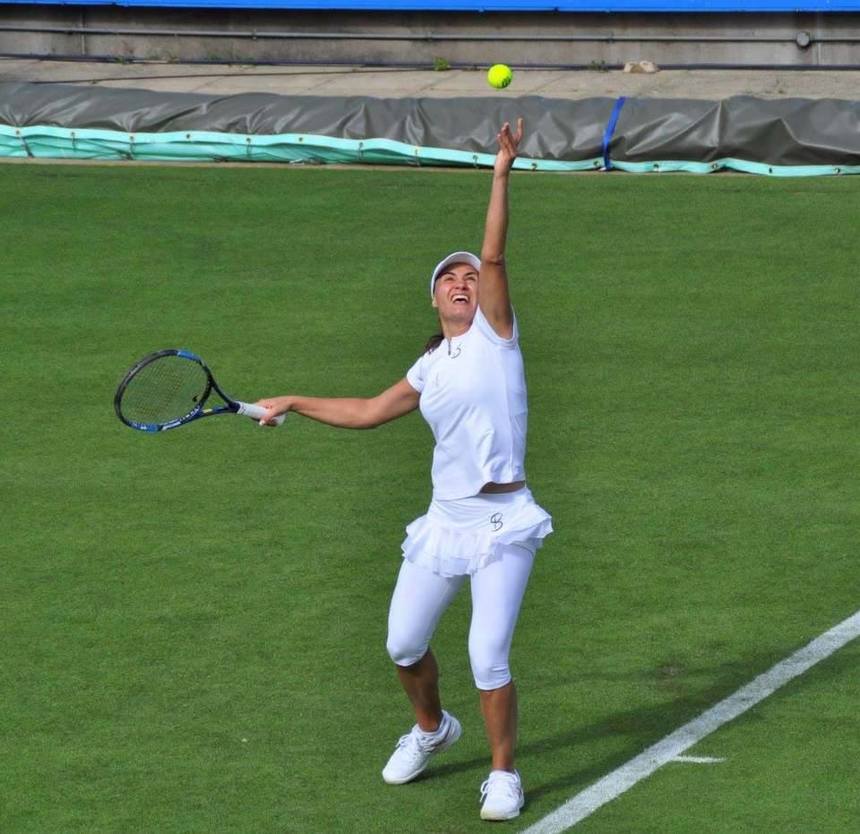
[4,0,858,10]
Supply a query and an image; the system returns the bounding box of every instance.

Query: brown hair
[423,332,444,354]
[423,313,444,354]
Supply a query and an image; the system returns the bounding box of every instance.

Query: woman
[258,119,552,822]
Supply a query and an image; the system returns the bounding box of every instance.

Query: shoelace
[395,728,438,755]
[480,772,521,802]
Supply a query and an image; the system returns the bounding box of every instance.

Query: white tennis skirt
[401,487,553,577]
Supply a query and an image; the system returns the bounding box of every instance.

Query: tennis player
[258,119,552,822]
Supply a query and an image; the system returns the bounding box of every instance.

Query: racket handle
[235,401,286,426]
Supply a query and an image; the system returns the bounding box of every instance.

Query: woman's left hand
[494,118,524,175]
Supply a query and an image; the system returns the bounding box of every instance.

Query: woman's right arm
[256,377,420,429]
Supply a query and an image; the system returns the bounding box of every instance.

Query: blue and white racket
[114,349,284,432]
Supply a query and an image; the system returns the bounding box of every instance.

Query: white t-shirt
[406,306,528,500]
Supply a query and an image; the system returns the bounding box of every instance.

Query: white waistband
[426,487,533,528]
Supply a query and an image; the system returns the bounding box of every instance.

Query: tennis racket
[114,349,285,432]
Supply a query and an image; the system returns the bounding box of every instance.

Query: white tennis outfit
[386,305,552,690]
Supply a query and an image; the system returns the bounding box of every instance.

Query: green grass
[574,640,860,834]
[1,163,858,833]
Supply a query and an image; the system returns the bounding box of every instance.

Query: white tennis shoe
[479,769,524,821]
[381,710,462,785]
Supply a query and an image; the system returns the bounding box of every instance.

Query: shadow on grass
[428,642,843,805]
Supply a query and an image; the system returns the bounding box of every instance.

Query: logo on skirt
[490,512,504,532]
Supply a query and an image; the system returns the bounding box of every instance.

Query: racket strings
[120,356,209,424]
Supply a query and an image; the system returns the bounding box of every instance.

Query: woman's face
[432,262,479,325]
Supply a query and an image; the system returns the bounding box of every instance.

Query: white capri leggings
[386,542,535,691]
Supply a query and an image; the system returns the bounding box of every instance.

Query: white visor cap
[429,251,481,298]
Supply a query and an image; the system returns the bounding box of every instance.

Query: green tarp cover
[1,82,858,175]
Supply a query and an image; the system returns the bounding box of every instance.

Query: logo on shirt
[490,512,504,532]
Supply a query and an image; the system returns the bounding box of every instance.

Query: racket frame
[114,348,272,432]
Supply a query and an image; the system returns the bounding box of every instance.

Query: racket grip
[235,401,286,426]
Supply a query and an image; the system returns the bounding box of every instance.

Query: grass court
[2,163,858,833]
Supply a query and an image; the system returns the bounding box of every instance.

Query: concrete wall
[1,7,859,67]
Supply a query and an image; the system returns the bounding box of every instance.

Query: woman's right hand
[254,396,294,427]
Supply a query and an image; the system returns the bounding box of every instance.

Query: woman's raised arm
[478,118,523,340]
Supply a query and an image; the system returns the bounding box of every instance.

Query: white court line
[521,608,860,834]
[671,755,725,764]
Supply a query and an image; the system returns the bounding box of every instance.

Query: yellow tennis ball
[487,64,513,90]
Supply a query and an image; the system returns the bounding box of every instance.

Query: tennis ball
[487,64,513,90]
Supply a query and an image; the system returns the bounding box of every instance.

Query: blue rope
[602,96,627,171]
